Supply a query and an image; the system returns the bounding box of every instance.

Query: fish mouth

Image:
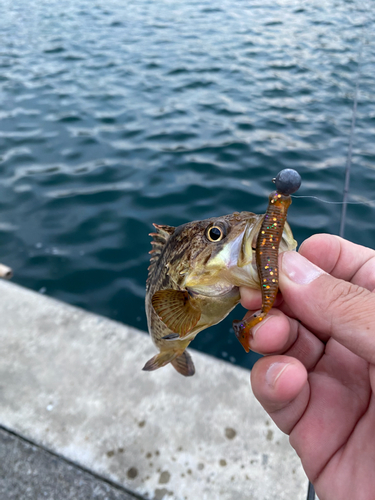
[237,216,263,268]
[238,216,297,268]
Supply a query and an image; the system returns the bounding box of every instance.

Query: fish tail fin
[171,350,195,377]
[142,350,178,372]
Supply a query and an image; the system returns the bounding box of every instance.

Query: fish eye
[206,225,225,242]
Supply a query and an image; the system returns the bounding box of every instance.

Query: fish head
[177,211,297,294]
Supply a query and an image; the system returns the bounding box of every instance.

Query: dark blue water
[1,0,374,370]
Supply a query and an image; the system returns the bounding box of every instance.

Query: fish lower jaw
[187,284,237,298]
[227,265,260,289]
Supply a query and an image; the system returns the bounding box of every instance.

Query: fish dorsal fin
[152,223,175,239]
[151,289,201,337]
[147,223,175,286]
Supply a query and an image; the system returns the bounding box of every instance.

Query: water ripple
[0,0,374,369]
[46,181,143,199]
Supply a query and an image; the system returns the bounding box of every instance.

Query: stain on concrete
[118,447,124,453]
[127,467,138,479]
[154,488,173,500]
[197,463,204,471]
[225,427,236,440]
[159,471,170,484]
[106,450,114,458]
[146,452,152,458]
[138,420,146,428]
[219,459,227,467]
[266,429,274,441]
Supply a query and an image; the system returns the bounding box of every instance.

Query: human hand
[239,234,375,500]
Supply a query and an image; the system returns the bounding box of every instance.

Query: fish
[143,210,297,377]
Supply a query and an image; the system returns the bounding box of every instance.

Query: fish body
[144,211,296,376]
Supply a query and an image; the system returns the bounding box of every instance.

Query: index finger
[240,234,375,318]
[299,234,375,290]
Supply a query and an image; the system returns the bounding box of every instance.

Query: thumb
[279,251,375,365]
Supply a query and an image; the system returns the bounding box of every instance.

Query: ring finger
[243,308,325,371]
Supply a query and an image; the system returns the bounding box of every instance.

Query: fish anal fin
[142,351,177,372]
[151,289,201,337]
[171,350,195,377]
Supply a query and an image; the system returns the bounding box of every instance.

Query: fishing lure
[232,168,301,352]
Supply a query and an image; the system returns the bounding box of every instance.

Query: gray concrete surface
[0,427,139,500]
[0,280,308,500]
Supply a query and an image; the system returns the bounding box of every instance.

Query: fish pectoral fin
[151,289,201,337]
[142,350,178,371]
[171,350,195,377]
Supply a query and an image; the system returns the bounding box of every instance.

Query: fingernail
[251,314,272,338]
[281,251,325,285]
[266,362,291,388]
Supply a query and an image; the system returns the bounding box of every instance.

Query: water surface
[1,0,374,369]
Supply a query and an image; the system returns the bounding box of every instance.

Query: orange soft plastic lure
[232,169,301,352]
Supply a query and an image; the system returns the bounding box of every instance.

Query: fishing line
[291,195,375,206]
[339,34,363,238]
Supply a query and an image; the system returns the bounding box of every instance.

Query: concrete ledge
[0,427,139,500]
[0,280,307,499]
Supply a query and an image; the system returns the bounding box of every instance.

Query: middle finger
[244,307,325,371]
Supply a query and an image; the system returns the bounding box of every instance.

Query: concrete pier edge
[0,280,308,499]
[0,424,143,500]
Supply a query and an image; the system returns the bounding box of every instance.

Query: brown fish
[143,211,297,377]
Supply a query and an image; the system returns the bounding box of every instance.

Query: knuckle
[324,280,368,318]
